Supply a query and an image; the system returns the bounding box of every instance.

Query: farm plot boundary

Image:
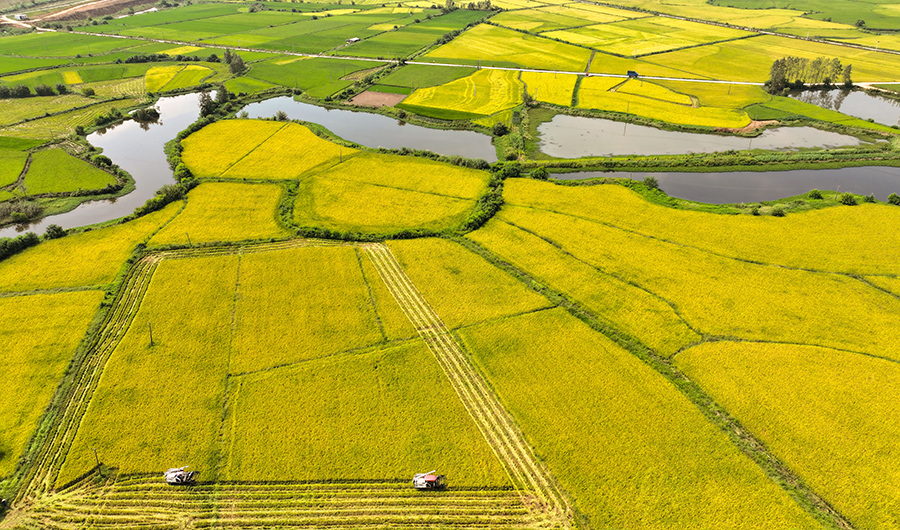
[6,238,569,529]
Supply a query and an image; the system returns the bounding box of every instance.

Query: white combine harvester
[164,466,198,485]
[412,470,446,490]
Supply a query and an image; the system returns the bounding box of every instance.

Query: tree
[842,64,853,87]
[55,83,68,94]
[229,53,245,74]
[198,90,216,116]
[643,175,659,190]
[855,19,865,28]
[492,122,509,136]
[223,48,233,65]
[215,84,230,104]
[531,167,548,180]
[44,224,66,239]
[840,192,857,205]
[888,192,900,205]
[767,58,787,94]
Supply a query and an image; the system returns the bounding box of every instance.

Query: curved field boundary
[8,237,545,529]
[362,243,572,528]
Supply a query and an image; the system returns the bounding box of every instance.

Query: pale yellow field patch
[161,45,204,55]
[61,71,82,84]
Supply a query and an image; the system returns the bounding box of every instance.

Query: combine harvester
[164,466,198,485]
[412,471,446,490]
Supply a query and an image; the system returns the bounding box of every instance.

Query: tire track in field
[362,243,571,528]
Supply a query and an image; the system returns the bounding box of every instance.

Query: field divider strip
[361,243,572,527]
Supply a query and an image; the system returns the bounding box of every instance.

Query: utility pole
[148,323,154,346]
[185,233,192,246]
[93,448,104,477]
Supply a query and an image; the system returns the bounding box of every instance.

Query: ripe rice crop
[224,339,510,485]
[230,246,385,374]
[520,71,578,107]
[615,78,693,105]
[387,238,551,329]
[458,308,820,529]
[294,176,476,233]
[61,71,83,84]
[0,291,104,478]
[649,34,900,82]
[578,76,750,127]
[221,123,349,180]
[865,275,900,296]
[399,69,523,119]
[677,341,900,530]
[58,256,238,486]
[422,24,592,72]
[358,252,418,340]
[0,149,29,187]
[181,120,287,178]
[84,77,147,98]
[504,179,900,275]
[653,79,771,108]
[144,65,184,93]
[23,149,116,195]
[148,182,289,246]
[467,217,699,356]
[160,64,213,91]
[491,7,615,33]
[588,51,706,79]
[314,151,488,199]
[546,16,749,56]
[497,195,900,361]
[0,203,180,292]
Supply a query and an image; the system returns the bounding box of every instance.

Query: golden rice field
[387,238,551,329]
[220,122,348,180]
[500,182,900,360]
[588,51,707,79]
[181,120,288,178]
[148,182,289,246]
[401,69,523,118]
[0,291,104,477]
[458,308,822,530]
[577,76,751,128]
[0,94,95,127]
[422,24,592,72]
[653,79,771,108]
[677,341,900,530]
[294,176,477,233]
[144,65,184,93]
[490,4,631,33]
[865,275,900,296]
[615,78,694,105]
[503,179,900,275]
[230,246,385,374]
[0,204,179,292]
[58,255,238,486]
[467,218,700,356]
[224,339,510,484]
[520,71,578,107]
[545,16,750,56]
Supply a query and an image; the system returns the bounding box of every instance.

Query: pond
[554,166,900,204]
[537,114,871,158]
[790,88,900,127]
[240,97,498,162]
[0,93,200,238]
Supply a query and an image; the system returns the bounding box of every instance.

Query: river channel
[790,88,900,127]
[240,96,499,162]
[554,166,900,204]
[0,93,201,238]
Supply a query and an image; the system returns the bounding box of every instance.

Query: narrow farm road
[362,243,572,528]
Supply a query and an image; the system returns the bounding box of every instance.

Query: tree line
[767,56,852,94]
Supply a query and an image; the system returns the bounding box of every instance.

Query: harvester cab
[164,466,198,485]
[412,470,446,490]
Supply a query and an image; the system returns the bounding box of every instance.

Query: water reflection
[0,93,200,238]
[789,89,900,127]
[554,166,900,204]
[538,114,868,158]
[241,97,498,162]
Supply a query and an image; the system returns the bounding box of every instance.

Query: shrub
[55,83,68,94]
[808,189,823,200]
[34,84,55,96]
[839,193,857,206]
[771,206,785,217]
[644,176,659,190]
[12,85,31,98]
[750,205,760,216]
[492,122,509,136]
[531,167,549,180]
[44,224,66,239]
[864,194,875,203]
[82,87,95,96]
[889,192,900,205]
[92,154,112,166]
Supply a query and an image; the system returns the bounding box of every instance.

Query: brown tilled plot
[349,91,407,108]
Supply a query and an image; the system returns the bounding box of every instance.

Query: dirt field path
[362,243,572,528]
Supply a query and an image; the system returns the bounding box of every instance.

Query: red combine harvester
[412,471,446,490]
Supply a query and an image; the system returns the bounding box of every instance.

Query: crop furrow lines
[361,244,571,528]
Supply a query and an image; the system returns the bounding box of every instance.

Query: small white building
[13,14,29,21]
